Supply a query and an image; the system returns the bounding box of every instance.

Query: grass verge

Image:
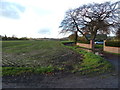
[64,45,113,75]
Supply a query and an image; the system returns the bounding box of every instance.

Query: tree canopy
[59,1,120,41]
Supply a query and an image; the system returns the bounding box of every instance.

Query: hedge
[105,40,120,47]
[77,40,90,44]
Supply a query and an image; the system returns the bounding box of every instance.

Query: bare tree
[59,9,89,42]
[59,1,120,51]
[78,1,120,51]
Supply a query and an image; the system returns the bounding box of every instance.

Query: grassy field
[2,40,82,75]
[2,40,68,67]
[2,40,113,76]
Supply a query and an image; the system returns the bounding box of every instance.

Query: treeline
[0,35,29,40]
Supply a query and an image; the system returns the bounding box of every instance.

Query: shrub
[78,40,90,44]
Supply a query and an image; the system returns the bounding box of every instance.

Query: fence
[76,40,120,54]
[76,40,93,49]
[104,40,120,54]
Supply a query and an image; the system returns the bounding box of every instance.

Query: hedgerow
[105,40,120,47]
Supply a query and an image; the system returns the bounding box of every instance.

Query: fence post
[90,40,92,48]
[103,40,106,51]
[90,40,95,53]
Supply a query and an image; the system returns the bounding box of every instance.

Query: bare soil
[2,52,119,88]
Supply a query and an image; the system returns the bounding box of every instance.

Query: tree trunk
[90,27,97,53]
[90,39,95,53]
[90,35,95,53]
[74,31,78,44]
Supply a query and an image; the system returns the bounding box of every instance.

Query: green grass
[61,40,74,43]
[2,40,32,48]
[2,40,113,76]
[2,66,54,76]
[3,40,60,53]
[2,40,69,67]
[95,44,103,48]
[76,45,92,50]
[2,40,76,76]
[64,45,113,75]
[77,40,90,44]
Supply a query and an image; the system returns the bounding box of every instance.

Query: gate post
[90,40,95,53]
[103,40,106,51]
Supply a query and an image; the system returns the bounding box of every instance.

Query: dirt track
[2,71,118,88]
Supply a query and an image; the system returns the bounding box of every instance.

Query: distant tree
[0,35,2,40]
[10,35,18,40]
[19,37,28,40]
[68,33,75,41]
[2,35,8,40]
[60,1,120,51]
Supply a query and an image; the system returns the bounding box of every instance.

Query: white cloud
[0,0,118,38]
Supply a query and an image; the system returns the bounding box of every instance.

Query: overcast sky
[0,0,118,38]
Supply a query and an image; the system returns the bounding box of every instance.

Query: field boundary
[76,42,92,49]
[104,45,120,54]
[104,41,120,54]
